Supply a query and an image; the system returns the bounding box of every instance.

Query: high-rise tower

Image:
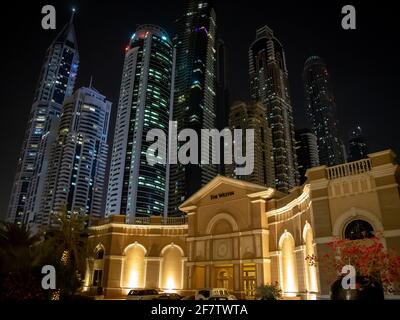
[303,56,345,166]
[249,25,299,193]
[168,0,218,215]
[227,101,275,187]
[216,39,230,176]
[8,14,79,224]
[37,86,111,228]
[295,128,319,185]
[106,25,175,222]
[348,126,369,162]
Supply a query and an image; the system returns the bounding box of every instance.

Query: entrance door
[213,266,233,290]
[217,270,229,289]
[243,264,256,299]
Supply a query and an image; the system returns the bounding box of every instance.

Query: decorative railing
[93,215,188,227]
[327,158,372,180]
[161,216,188,225]
[131,217,151,225]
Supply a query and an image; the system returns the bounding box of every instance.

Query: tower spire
[70,8,76,24]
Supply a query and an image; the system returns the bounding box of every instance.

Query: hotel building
[85,150,400,299]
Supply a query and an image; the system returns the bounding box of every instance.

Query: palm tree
[0,222,39,273]
[0,222,44,299]
[40,208,89,297]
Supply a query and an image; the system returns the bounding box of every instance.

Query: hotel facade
[85,150,400,299]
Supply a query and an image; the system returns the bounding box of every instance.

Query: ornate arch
[94,243,105,259]
[302,221,313,243]
[279,230,295,249]
[160,243,185,257]
[123,241,147,256]
[159,243,184,290]
[332,207,384,237]
[206,213,239,234]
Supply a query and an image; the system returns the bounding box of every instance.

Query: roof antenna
[89,76,93,88]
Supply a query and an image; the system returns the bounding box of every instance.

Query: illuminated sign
[210,191,234,201]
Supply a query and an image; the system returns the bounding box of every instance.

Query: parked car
[208,296,229,300]
[126,289,160,300]
[154,293,182,300]
[181,295,196,300]
[195,288,236,300]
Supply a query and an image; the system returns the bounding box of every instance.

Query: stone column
[145,258,161,288]
[103,255,123,299]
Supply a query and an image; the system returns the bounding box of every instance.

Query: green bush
[256,282,282,300]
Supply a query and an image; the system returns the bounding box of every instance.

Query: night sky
[1,0,399,220]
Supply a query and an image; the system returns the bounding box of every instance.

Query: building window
[95,248,104,260]
[93,269,103,287]
[344,220,374,240]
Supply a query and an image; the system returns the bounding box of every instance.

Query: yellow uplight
[129,270,139,288]
[166,276,176,290]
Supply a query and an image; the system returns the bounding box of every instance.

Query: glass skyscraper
[8,15,79,225]
[303,56,345,166]
[249,25,299,193]
[227,101,275,187]
[106,25,175,222]
[348,126,369,162]
[168,0,218,215]
[295,128,320,185]
[37,86,111,228]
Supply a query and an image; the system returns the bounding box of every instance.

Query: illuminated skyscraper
[303,56,345,166]
[348,126,369,162]
[249,25,299,193]
[227,101,275,187]
[216,39,230,175]
[295,128,319,185]
[168,0,218,215]
[8,14,79,224]
[106,25,175,222]
[37,86,111,228]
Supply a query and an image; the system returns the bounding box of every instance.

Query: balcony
[92,215,188,226]
[327,158,372,180]
[161,216,188,225]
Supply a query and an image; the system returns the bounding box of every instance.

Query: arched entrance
[279,231,298,295]
[122,243,147,289]
[303,223,318,293]
[217,270,229,289]
[160,244,184,290]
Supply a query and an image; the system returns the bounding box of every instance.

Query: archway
[344,219,374,240]
[217,270,229,289]
[332,207,383,237]
[206,213,238,234]
[160,244,184,290]
[279,231,298,294]
[94,245,105,260]
[303,223,318,293]
[122,243,147,289]
[92,244,105,289]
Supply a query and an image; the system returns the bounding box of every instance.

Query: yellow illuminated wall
[304,225,318,293]
[280,232,298,294]
[122,244,146,289]
[160,245,183,290]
